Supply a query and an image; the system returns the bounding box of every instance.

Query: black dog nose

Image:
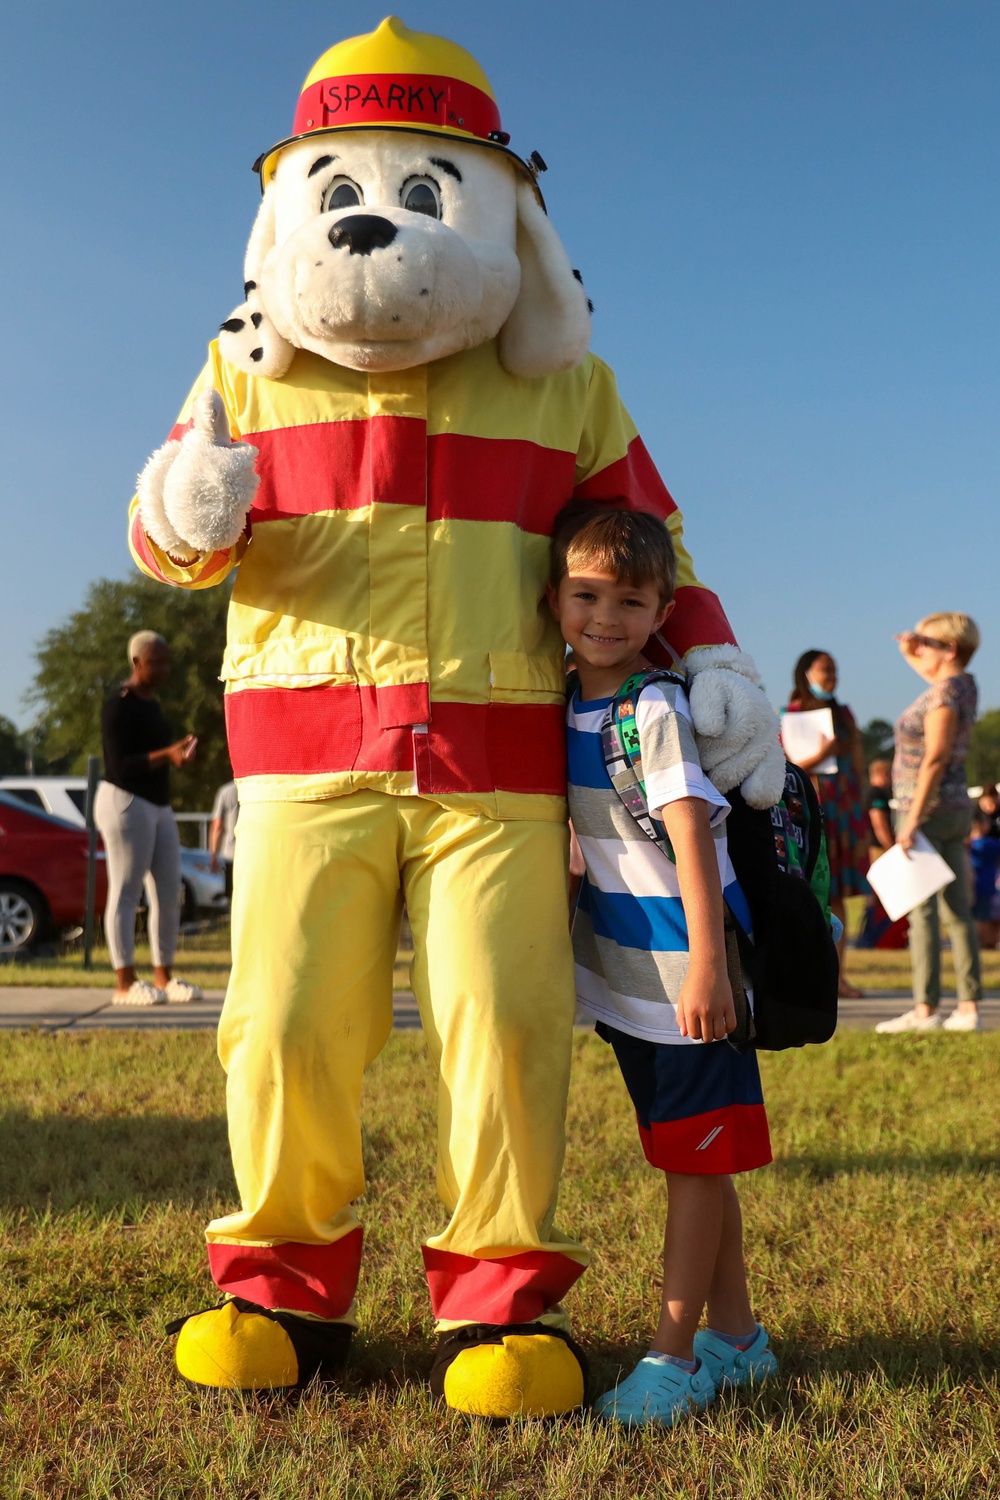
[327,215,398,256]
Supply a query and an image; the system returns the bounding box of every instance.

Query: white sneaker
[162,976,203,1004]
[942,1009,982,1032]
[113,980,166,1006]
[875,1007,943,1034]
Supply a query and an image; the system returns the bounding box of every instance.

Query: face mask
[808,683,835,701]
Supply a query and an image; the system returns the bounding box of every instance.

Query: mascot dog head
[218,17,591,380]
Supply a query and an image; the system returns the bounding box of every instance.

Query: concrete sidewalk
[0,986,996,1033]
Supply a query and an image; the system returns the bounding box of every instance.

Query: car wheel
[0,881,45,955]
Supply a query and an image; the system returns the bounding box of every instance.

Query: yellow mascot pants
[206,792,588,1327]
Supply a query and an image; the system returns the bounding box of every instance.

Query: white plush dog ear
[217,187,295,379]
[498,179,592,378]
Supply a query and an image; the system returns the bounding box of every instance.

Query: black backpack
[595,668,839,1051]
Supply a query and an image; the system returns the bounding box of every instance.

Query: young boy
[547,503,776,1426]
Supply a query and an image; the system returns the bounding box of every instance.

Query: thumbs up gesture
[137,388,260,558]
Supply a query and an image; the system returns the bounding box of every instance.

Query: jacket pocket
[488,650,566,704]
[221,634,358,688]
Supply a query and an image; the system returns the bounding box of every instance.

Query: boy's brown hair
[549,502,677,605]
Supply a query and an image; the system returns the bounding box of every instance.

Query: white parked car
[0,776,227,922]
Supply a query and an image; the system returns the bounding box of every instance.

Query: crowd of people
[103,611,991,1032]
[776,615,989,1035]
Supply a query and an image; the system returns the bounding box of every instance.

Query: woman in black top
[95,631,201,1004]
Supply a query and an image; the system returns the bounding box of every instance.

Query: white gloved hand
[137,389,259,557]
[685,646,786,809]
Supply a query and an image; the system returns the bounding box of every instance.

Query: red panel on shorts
[638,1102,772,1175]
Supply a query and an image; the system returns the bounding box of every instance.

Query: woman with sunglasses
[876,614,982,1034]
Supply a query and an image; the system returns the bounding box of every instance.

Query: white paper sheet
[865,832,956,922]
[780,708,837,775]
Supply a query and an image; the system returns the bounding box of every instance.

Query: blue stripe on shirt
[581,881,688,951]
[566,722,615,791]
[582,878,752,953]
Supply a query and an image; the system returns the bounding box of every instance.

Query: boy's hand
[676,963,737,1042]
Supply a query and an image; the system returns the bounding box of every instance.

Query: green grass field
[1,1030,998,1499]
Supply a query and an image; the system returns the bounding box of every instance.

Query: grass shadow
[780,1332,1000,1381]
[585,1331,1000,1396]
[772,1152,1000,1179]
[346,1332,437,1389]
[0,1111,234,1213]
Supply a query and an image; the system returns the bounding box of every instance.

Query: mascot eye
[401,177,441,219]
[323,177,363,212]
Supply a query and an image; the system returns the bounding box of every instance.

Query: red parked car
[0,791,107,955]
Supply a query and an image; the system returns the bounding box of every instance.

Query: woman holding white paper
[783,651,870,996]
[876,614,982,1034]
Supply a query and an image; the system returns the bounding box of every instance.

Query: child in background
[547,503,775,1427]
[857,759,908,949]
[969,810,1000,951]
[866,759,895,856]
[977,784,1000,840]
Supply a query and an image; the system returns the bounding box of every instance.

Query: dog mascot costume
[131,18,784,1416]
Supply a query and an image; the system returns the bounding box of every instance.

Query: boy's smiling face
[547,569,673,694]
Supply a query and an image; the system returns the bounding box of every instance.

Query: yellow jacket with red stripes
[129,337,736,818]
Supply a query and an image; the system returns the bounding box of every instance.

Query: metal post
[82,755,100,970]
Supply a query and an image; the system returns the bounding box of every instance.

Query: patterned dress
[783,700,870,901]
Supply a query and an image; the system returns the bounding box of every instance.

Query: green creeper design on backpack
[609,669,833,926]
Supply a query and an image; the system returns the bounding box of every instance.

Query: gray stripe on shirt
[572,905,691,1006]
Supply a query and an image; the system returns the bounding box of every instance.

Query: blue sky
[1,1,995,735]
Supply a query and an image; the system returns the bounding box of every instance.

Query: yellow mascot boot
[168,1298,352,1396]
[430,1323,587,1418]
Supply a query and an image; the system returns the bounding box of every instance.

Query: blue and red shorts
[596,1023,772,1175]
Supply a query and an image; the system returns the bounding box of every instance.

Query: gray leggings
[95,782,181,969]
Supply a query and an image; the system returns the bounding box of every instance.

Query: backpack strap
[600,669,688,862]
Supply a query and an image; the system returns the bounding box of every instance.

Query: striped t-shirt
[567,678,753,1045]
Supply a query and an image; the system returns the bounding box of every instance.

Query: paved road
[0,987,997,1032]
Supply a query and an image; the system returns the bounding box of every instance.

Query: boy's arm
[656,796,737,1043]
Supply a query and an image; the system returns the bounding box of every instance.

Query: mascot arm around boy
[131,18,783,1416]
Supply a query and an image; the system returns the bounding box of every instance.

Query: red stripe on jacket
[656,584,737,659]
[226,685,567,795]
[573,435,678,518]
[243,420,578,533]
